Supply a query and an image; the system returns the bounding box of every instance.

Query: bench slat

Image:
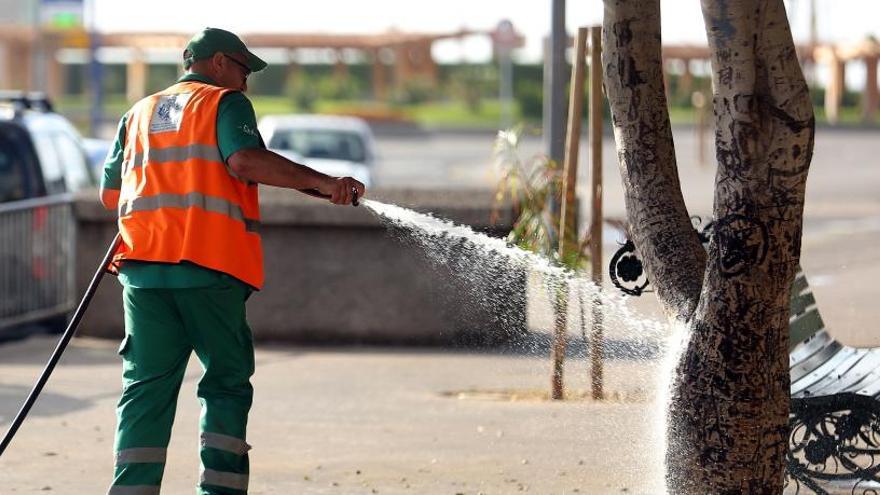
[790,271,809,296]
[814,351,880,396]
[789,291,817,318]
[790,340,844,385]
[839,368,880,396]
[789,330,833,368]
[855,375,880,398]
[795,349,877,397]
[790,346,856,396]
[789,309,825,349]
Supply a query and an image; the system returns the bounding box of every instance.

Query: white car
[258,115,376,187]
[82,137,113,178]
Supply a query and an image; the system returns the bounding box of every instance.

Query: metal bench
[786,268,880,494]
[609,236,880,494]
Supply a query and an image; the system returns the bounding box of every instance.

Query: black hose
[0,232,122,458]
[0,185,356,457]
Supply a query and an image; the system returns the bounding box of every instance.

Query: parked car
[0,92,95,202]
[258,114,376,187]
[82,137,113,179]
[0,92,94,338]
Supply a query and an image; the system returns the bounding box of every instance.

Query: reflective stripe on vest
[115,447,167,464]
[132,144,221,167]
[107,485,160,495]
[127,144,246,181]
[121,192,260,233]
[201,432,252,456]
[200,467,249,491]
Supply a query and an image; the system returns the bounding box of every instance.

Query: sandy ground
[0,336,667,494]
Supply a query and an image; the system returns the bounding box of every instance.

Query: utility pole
[544,0,567,183]
[545,0,567,400]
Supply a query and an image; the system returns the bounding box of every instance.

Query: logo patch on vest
[149,93,192,133]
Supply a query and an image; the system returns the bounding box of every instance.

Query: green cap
[183,27,268,72]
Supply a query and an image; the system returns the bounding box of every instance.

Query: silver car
[0,93,91,336]
[258,114,375,187]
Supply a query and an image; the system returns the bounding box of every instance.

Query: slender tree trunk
[602,0,814,492]
[601,0,707,324]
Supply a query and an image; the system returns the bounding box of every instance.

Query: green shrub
[515,79,543,121]
[315,76,364,101]
[391,78,436,106]
[286,72,318,112]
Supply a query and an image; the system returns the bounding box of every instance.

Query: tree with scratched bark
[602,0,814,492]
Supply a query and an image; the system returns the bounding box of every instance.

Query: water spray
[359,198,671,488]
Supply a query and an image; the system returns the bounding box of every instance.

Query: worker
[98,27,365,495]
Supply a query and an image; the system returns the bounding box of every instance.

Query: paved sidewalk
[0,336,665,494]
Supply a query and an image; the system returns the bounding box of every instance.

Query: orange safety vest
[112,81,264,289]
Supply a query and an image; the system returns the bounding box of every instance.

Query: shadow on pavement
[0,337,122,367]
[0,384,94,427]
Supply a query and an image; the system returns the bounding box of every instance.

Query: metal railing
[0,194,76,333]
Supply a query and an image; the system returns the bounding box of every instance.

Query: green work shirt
[101,73,263,289]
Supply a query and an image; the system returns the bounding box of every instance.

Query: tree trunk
[602,0,814,492]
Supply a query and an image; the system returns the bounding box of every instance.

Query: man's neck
[179,72,218,85]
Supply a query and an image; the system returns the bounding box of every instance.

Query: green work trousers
[109,281,254,495]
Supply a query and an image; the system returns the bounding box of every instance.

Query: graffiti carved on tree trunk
[602,0,814,492]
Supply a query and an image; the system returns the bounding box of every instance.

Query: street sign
[40,0,83,28]
[492,19,524,51]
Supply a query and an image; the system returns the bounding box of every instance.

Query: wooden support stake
[551,26,589,401]
[825,56,845,125]
[863,56,878,123]
[588,26,605,400]
[126,50,148,103]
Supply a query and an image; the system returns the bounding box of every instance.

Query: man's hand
[318,177,366,205]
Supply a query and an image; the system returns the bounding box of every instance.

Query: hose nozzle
[299,187,360,207]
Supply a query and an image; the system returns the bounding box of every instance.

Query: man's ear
[211,52,225,70]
